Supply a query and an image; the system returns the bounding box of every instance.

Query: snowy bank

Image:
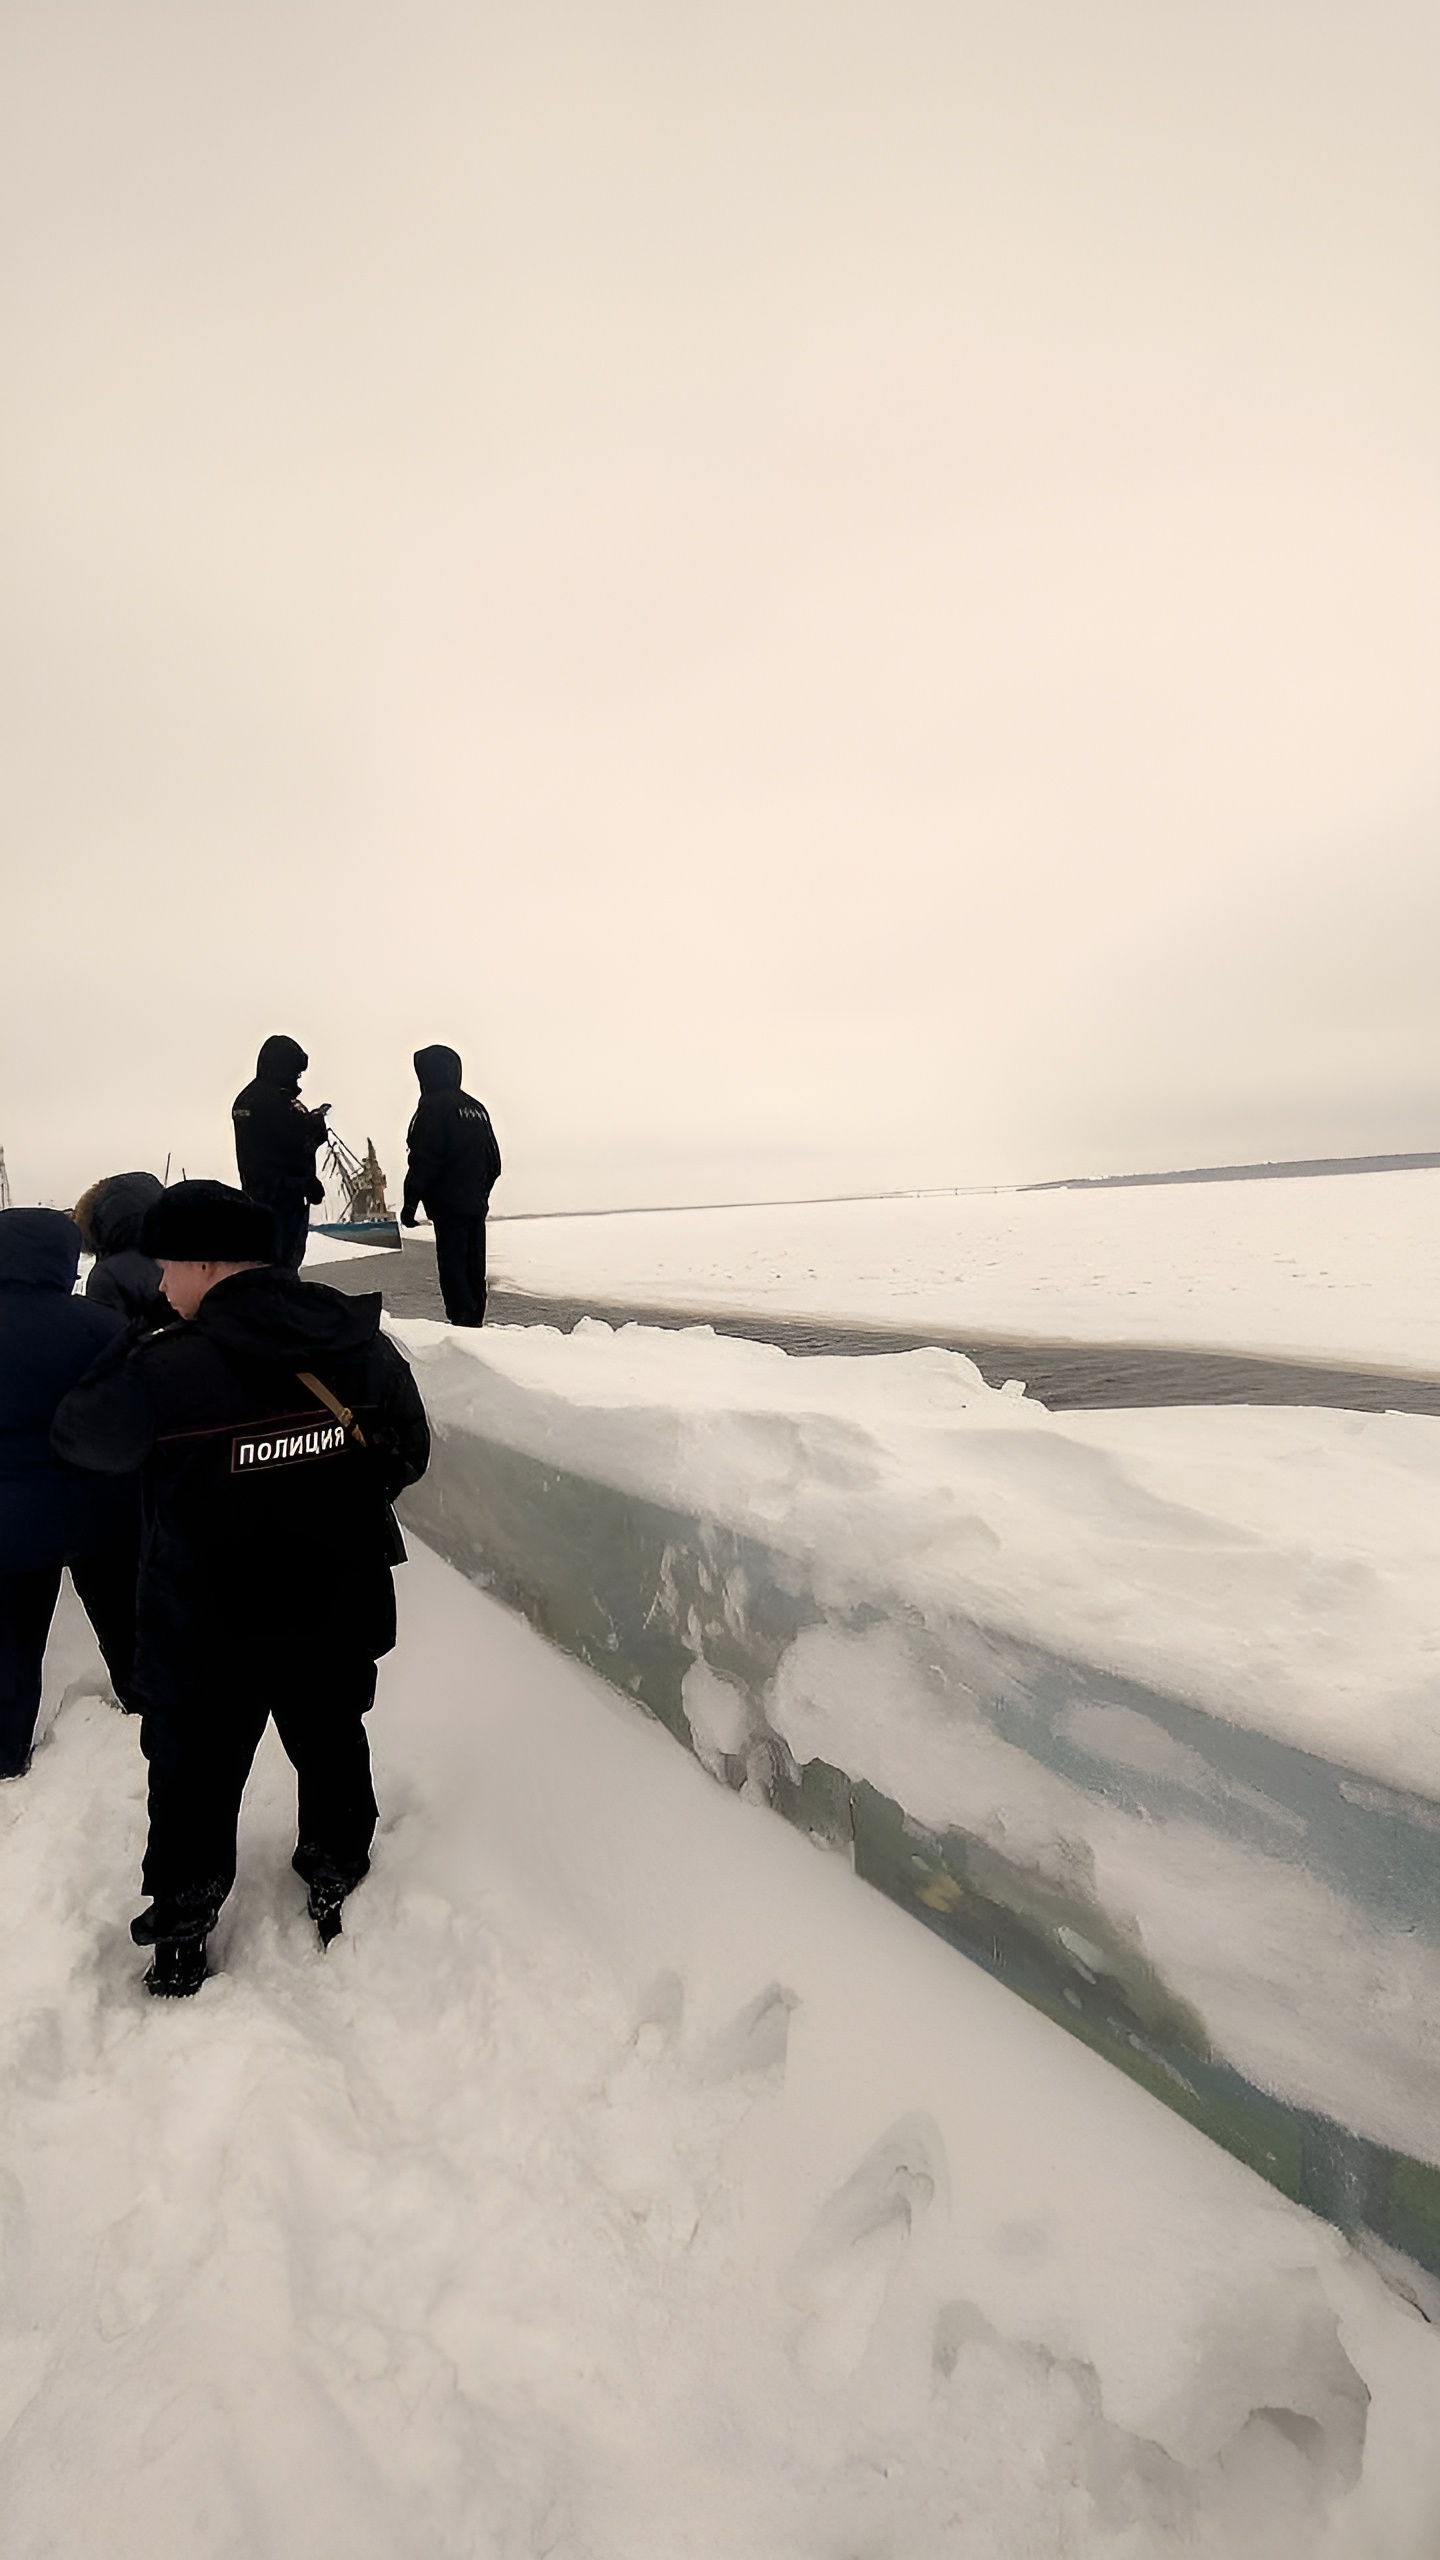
[392,1316,1440,2273]
[5,1551,1440,2557]
[490,1172,1440,1373]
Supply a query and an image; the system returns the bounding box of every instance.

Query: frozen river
[310,1241,1440,1416]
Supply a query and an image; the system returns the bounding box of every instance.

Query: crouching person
[52,1181,430,1998]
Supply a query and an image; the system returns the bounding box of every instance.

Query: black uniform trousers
[139,1654,379,1922]
[433,1212,488,1327]
[0,1535,140,1777]
[262,1185,312,1272]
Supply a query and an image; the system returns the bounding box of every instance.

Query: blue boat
[311,1134,399,1251]
[312,1216,401,1250]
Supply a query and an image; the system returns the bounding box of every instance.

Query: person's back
[401,1045,501,1326]
[402,1046,501,1218]
[52,1180,430,1991]
[0,1208,139,1774]
[232,1034,329,1269]
[0,1211,130,1571]
[78,1262,426,1688]
[73,1171,169,1330]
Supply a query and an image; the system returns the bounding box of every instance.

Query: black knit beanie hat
[141,1181,277,1263]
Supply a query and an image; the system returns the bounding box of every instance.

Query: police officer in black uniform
[52,1181,430,1996]
[231,1034,330,1270]
[401,1046,502,1326]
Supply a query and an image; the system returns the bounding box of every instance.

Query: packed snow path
[310,1243,1440,1417]
[4,1548,1440,2559]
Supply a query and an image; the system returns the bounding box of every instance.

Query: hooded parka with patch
[402,1046,501,1325]
[231,1035,329,1268]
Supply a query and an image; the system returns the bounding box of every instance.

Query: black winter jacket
[233,1036,328,1207]
[75,1171,171,1330]
[403,1047,501,1221]
[88,1252,171,1328]
[0,1209,136,1572]
[51,1268,430,1706]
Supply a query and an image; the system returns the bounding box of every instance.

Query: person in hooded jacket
[231,1034,330,1270]
[52,1180,430,1996]
[400,1045,502,1327]
[0,1209,142,1777]
[72,1170,172,1330]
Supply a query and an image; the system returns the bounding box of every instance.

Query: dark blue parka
[0,1209,137,1573]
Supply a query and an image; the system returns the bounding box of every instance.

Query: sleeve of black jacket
[371,1337,431,1502]
[401,1097,449,1221]
[49,1330,156,1474]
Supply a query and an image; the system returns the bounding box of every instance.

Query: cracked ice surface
[2,1548,1439,2559]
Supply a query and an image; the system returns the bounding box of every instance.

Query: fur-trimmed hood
[73,1171,165,1259]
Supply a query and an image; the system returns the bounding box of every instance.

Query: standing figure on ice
[52,1181,430,1997]
[0,1209,142,1777]
[401,1045,502,1327]
[231,1033,330,1270]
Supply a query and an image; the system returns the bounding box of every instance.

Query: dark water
[308,1245,1440,1415]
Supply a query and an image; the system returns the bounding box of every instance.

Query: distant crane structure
[319,1129,390,1225]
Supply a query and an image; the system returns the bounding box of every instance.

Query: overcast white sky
[2,0,1436,1213]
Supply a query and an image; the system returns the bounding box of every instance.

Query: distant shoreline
[488,1150,1440,1223]
[1029,1149,1440,1192]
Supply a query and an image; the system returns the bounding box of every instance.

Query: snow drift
[5,1547,1440,2557]
[391,1316,1440,2275]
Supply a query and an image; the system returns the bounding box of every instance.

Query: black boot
[131,1883,223,1947]
[144,1934,209,1998]
[293,1848,368,1949]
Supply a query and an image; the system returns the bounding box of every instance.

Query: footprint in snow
[781,2113,948,2390]
[594,1978,800,2250]
[696,1981,798,2085]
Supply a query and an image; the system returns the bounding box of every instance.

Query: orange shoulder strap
[296,1369,367,1448]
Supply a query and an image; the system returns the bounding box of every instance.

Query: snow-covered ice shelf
[490,1171,1440,1373]
[393,1316,1440,2276]
[5,1549,1440,2556]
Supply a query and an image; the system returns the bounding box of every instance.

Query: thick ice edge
[390,1317,1440,2204]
